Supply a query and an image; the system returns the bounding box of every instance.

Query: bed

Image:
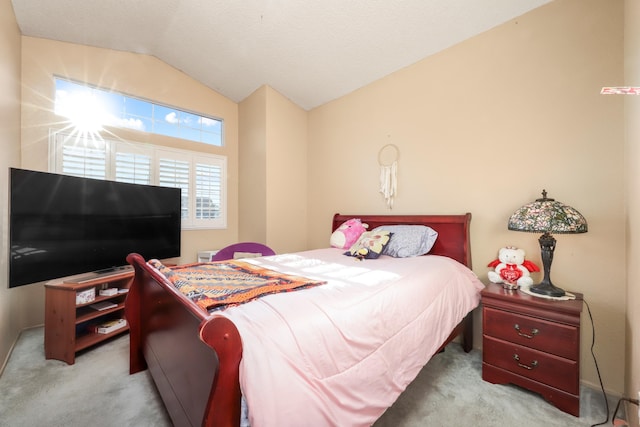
[125,213,483,427]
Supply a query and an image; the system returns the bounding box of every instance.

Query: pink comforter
[222,248,484,427]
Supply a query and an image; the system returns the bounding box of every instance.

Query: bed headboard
[332,213,472,269]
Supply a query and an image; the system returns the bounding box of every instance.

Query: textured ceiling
[11,0,550,110]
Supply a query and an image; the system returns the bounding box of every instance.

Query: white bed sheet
[221,248,484,427]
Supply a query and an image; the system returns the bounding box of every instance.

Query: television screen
[9,168,181,287]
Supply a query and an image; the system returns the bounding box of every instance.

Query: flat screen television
[9,168,181,287]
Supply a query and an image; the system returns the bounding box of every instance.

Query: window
[54,78,223,146]
[51,132,227,229]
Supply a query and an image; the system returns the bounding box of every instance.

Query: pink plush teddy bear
[330,218,369,249]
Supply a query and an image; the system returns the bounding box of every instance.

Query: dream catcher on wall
[378,143,399,209]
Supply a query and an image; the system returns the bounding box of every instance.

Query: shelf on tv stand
[44,271,133,365]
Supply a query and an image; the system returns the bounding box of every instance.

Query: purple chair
[211,242,275,261]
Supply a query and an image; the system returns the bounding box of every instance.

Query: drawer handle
[514,324,539,339]
[513,354,538,370]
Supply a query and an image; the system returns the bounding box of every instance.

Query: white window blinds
[195,163,222,220]
[57,134,107,180]
[51,131,226,229]
[158,157,190,220]
[115,152,151,185]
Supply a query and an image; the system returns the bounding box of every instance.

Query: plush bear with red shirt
[487,246,540,288]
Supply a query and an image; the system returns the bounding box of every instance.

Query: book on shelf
[89,301,118,311]
[99,288,118,296]
[94,318,127,334]
[75,288,95,305]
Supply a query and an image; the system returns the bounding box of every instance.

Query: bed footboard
[125,253,242,427]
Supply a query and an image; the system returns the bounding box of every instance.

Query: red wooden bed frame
[125,213,474,427]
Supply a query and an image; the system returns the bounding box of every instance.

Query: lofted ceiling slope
[11,0,551,110]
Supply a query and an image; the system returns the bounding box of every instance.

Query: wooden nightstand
[481,282,584,416]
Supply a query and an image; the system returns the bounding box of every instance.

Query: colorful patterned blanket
[148,259,326,311]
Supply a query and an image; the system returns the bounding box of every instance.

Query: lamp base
[529,282,566,297]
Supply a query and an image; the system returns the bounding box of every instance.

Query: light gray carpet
[0,327,170,427]
[0,327,613,427]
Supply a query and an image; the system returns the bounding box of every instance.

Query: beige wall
[239,87,268,244]
[625,0,640,424]
[239,86,308,253]
[0,0,41,370]
[264,87,308,253]
[308,0,626,394]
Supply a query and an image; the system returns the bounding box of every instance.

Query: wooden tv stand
[44,269,133,364]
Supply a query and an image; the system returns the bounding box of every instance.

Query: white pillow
[233,251,264,259]
[372,225,438,258]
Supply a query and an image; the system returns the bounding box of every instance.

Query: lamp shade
[507,190,587,297]
[508,190,588,234]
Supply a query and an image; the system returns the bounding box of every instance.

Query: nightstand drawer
[483,307,579,360]
[483,335,579,394]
